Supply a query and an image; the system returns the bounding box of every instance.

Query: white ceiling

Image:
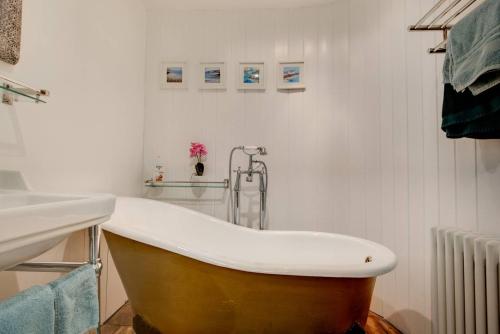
[143,0,336,10]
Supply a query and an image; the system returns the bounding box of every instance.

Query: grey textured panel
[0,0,22,65]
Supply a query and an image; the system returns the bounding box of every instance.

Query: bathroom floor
[99,303,135,334]
[96,302,402,334]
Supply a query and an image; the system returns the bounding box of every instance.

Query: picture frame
[276,61,305,90]
[200,62,226,90]
[237,62,265,90]
[160,62,187,89]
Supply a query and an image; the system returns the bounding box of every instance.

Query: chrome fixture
[7,225,103,333]
[228,146,268,230]
[408,0,481,53]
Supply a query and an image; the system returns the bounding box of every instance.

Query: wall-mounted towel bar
[408,0,483,53]
[5,226,102,333]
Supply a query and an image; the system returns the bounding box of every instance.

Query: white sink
[0,189,115,271]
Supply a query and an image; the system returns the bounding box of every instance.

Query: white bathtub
[103,197,396,277]
[102,197,397,334]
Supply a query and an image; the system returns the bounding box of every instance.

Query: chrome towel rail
[10,261,90,273]
[408,0,483,53]
[5,225,103,333]
[6,226,102,274]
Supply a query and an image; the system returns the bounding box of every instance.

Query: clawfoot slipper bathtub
[103,197,397,334]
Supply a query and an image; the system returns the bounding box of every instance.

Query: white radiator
[432,227,500,334]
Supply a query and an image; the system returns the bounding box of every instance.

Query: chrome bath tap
[228,146,268,230]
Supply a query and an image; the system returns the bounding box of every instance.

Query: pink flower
[189,142,208,161]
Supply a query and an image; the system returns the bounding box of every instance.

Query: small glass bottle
[154,157,165,183]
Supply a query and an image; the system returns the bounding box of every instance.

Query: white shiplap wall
[143,2,500,333]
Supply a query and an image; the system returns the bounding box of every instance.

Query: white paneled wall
[143,2,500,333]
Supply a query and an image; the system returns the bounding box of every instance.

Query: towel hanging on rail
[0,285,55,334]
[443,0,500,95]
[0,265,99,334]
[49,264,99,334]
[441,83,500,139]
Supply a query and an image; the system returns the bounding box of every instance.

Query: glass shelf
[144,179,229,189]
[1,85,47,104]
[0,75,49,105]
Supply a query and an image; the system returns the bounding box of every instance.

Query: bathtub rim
[103,197,397,278]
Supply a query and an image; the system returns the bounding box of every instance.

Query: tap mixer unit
[228,146,268,230]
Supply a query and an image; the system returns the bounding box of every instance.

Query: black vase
[195,162,204,176]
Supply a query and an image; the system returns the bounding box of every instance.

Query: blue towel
[443,0,500,95]
[49,265,99,334]
[0,285,55,334]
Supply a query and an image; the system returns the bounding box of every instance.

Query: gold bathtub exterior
[104,231,376,334]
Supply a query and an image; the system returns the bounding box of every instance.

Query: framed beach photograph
[237,62,265,90]
[277,61,305,90]
[160,62,187,89]
[200,62,226,90]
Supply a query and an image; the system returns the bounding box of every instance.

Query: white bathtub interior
[104,197,397,278]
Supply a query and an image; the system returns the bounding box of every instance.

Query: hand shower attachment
[242,146,267,156]
[228,145,269,230]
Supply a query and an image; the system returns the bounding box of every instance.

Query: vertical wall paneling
[302,7,320,231]
[363,0,384,314]
[286,8,306,230]
[143,3,500,333]
[420,0,440,329]
[406,0,426,332]
[317,4,337,233]
[378,0,397,319]
[268,10,290,230]
[437,55,457,229]
[455,138,478,231]
[347,0,366,239]
[476,140,500,234]
[391,0,411,330]
[331,0,351,237]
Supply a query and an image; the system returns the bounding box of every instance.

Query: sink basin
[0,190,115,271]
[0,191,81,209]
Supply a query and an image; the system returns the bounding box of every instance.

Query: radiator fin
[432,228,500,334]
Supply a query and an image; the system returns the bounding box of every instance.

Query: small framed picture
[277,61,305,90]
[160,62,187,89]
[237,62,265,90]
[200,62,226,90]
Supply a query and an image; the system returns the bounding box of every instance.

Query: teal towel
[49,264,99,334]
[442,83,500,138]
[0,285,55,334]
[443,0,500,95]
